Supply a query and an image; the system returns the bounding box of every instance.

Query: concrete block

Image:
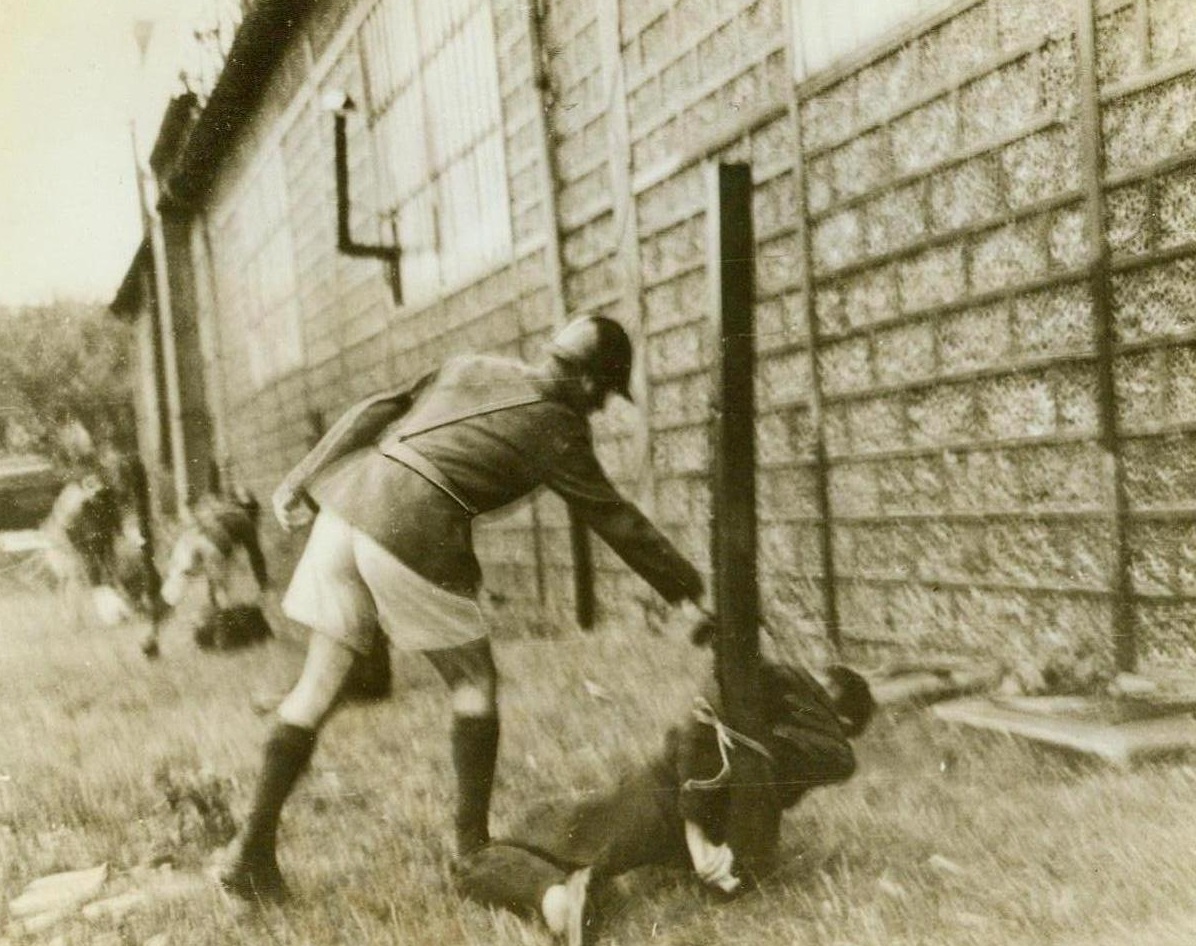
[1157,166,1196,249]
[1106,183,1154,256]
[752,115,794,174]
[828,462,880,517]
[848,397,907,453]
[801,76,857,153]
[899,246,966,312]
[831,129,893,200]
[758,463,819,520]
[1167,345,1196,425]
[969,220,1049,296]
[1017,442,1105,509]
[1114,351,1166,430]
[823,404,852,457]
[753,171,799,241]
[1128,521,1177,595]
[1112,258,1196,344]
[755,292,808,352]
[995,0,1072,51]
[1047,207,1090,270]
[939,302,1010,373]
[875,322,936,386]
[942,447,1018,511]
[650,374,711,428]
[877,455,944,514]
[890,97,958,176]
[1149,0,1196,67]
[919,3,994,87]
[758,348,813,408]
[805,153,836,215]
[864,183,927,257]
[757,410,798,466]
[647,323,705,377]
[813,209,864,272]
[907,384,975,447]
[1095,4,1139,90]
[819,338,872,396]
[960,58,1041,150]
[977,373,1056,439]
[887,581,958,643]
[1103,74,1196,177]
[855,44,922,128]
[1000,124,1080,209]
[1052,366,1100,434]
[652,425,709,475]
[757,233,803,297]
[843,265,902,329]
[1012,284,1093,357]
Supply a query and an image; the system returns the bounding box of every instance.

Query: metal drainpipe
[145,180,190,514]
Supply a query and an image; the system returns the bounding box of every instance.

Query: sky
[0,0,216,307]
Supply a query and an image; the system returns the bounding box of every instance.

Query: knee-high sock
[237,722,317,863]
[451,714,499,855]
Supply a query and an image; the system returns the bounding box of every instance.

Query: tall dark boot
[451,714,499,856]
[219,722,317,903]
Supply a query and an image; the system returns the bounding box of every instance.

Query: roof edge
[167,0,317,211]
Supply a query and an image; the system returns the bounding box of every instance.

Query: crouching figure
[455,660,875,946]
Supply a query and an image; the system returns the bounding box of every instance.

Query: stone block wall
[1099,0,1196,666]
[802,0,1112,667]
[190,0,1196,669]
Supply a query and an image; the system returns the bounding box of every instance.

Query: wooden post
[707,161,779,881]
[782,0,842,654]
[1076,0,1135,671]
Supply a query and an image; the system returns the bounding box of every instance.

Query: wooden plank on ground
[933,697,1196,767]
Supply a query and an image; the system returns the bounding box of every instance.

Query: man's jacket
[287,353,703,602]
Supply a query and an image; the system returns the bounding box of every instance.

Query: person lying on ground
[454,659,876,946]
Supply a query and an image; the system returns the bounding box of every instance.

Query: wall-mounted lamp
[323,91,402,305]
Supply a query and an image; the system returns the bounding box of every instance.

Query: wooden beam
[526,0,595,627]
[1075,0,1136,671]
[707,161,778,882]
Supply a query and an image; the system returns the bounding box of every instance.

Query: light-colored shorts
[282,510,486,654]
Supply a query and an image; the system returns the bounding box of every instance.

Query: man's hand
[685,821,741,894]
[675,598,717,646]
[272,483,314,532]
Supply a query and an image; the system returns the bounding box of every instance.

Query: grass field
[2,583,1196,945]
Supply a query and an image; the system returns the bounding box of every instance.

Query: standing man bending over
[218,316,707,903]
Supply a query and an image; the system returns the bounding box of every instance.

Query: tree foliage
[0,301,134,458]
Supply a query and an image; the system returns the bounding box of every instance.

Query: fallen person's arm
[684,820,741,894]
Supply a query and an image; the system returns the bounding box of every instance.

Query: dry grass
[2,585,1196,945]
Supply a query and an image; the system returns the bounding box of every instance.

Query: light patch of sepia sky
[0,0,213,306]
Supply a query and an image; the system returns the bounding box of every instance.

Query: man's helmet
[546,316,634,401]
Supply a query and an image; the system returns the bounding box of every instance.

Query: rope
[682,696,774,793]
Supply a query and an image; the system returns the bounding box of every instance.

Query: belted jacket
[284,353,704,602]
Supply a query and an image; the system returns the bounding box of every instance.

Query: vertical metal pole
[781,0,842,654]
[1076,0,1135,671]
[527,0,596,627]
[707,161,778,881]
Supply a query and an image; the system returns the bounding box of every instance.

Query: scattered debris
[5,862,205,940]
[927,853,966,877]
[583,678,613,702]
[876,875,908,900]
[8,864,108,920]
